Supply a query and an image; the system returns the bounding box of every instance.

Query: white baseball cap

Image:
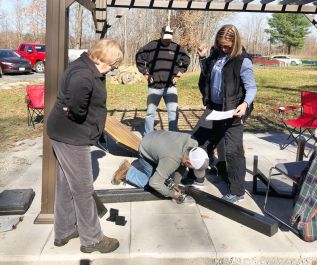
[188,147,209,179]
[161,25,173,40]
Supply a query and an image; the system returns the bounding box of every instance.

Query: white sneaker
[191,181,205,189]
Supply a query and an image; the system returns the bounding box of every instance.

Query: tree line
[0,0,315,69]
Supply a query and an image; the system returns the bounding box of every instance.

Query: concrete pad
[130,200,215,258]
[0,213,52,263]
[41,202,131,261]
[285,231,317,259]
[199,207,300,259]
[1,132,317,265]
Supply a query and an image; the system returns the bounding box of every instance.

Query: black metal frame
[263,165,302,235]
[252,138,306,198]
[27,105,44,128]
[252,158,295,199]
[96,188,166,203]
[96,187,279,237]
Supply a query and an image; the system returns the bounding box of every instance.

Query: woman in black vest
[47,39,123,253]
[193,24,257,203]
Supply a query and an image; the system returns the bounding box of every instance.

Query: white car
[68,49,88,63]
[272,55,302,65]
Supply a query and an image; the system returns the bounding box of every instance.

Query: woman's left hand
[233,102,248,118]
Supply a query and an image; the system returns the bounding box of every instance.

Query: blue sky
[2,0,31,12]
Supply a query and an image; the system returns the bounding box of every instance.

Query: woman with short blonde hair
[47,38,123,254]
[89,38,123,66]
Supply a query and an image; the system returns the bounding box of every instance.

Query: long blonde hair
[214,24,242,58]
[88,39,123,66]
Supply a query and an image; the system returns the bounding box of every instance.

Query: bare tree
[68,2,95,49]
[0,0,3,20]
[24,0,46,43]
[14,0,25,44]
[240,15,269,55]
[172,10,230,70]
[74,4,84,49]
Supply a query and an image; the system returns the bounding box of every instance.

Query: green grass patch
[1,67,316,152]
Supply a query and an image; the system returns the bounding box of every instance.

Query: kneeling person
[112,130,209,199]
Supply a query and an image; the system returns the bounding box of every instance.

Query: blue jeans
[144,86,178,135]
[126,157,155,188]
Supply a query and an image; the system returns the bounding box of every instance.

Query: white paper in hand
[205,109,235,121]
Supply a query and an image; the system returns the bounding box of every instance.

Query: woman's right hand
[197,44,208,59]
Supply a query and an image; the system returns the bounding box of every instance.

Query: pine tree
[266,14,311,54]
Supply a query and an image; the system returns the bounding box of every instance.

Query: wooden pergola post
[35,0,72,224]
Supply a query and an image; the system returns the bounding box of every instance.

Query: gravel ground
[0,72,44,89]
[0,137,43,191]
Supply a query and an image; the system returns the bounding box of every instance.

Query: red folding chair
[277,91,317,153]
[25,85,45,127]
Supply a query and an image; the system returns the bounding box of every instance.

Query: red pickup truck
[17,43,45,73]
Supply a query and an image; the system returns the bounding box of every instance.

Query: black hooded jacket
[47,52,107,146]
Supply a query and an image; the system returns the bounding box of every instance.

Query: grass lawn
[0,67,316,152]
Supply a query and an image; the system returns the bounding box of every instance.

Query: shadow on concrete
[247,182,295,233]
[259,133,316,156]
[91,149,106,181]
[206,174,228,196]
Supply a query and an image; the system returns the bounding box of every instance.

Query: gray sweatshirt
[139,130,198,197]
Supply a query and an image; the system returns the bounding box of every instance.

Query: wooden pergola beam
[95,0,108,39]
[66,0,76,7]
[242,0,256,4]
[76,0,96,11]
[260,0,275,4]
[305,14,317,28]
[105,0,317,13]
[295,0,316,5]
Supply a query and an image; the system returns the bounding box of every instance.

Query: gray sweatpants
[51,140,104,246]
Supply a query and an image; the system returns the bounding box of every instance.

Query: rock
[121,72,136,84]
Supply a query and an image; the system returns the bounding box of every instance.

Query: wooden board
[104,116,141,153]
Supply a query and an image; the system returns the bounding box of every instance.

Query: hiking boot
[54,230,79,247]
[222,193,244,204]
[111,160,131,185]
[80,235,120,253]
